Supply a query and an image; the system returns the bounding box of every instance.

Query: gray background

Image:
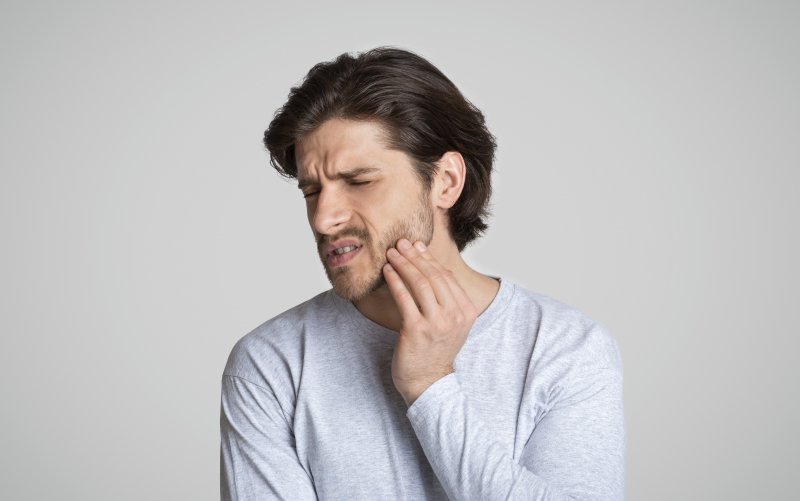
[1,1,798,499]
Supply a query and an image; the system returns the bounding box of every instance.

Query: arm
[382,239,624,499]
[405,364,624,501]
[220,374,318,501]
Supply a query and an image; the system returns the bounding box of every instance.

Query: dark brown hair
[263,47,496,251]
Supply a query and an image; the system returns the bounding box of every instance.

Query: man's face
[295,118,435,302]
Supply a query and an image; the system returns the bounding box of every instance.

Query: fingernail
[387,248,400,258]
[397,239,411,250]
[414,241,426,251]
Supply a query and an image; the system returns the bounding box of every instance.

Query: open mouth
[331,245,360,256]
[327,245,362,267]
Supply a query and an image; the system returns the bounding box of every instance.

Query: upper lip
[323,240,362,256]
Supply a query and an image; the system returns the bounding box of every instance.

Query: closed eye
[302,180,372,199]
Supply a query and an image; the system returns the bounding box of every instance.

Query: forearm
[406,371,624,501]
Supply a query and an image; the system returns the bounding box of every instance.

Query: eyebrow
[297,167,381,191]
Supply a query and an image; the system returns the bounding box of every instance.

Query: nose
[311,186,351,236]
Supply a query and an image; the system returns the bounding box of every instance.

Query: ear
[431,151,466,210]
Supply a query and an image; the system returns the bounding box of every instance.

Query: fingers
[387,238,460,312]
[382,262,423,322]
[409,241,457,307]
[385,241,451,315]
[414,242,477,318]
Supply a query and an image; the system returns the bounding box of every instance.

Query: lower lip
[327,246,362,268]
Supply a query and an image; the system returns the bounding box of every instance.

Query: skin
[295,118,500,407]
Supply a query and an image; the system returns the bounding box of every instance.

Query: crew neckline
[330,276,514,344]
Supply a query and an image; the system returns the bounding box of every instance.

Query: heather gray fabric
[220,277,625,500]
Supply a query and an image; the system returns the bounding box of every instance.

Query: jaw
[323,244,386,301]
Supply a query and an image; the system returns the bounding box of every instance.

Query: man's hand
[383,238,478,407]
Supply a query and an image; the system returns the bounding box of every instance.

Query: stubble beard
[319,195,435,302]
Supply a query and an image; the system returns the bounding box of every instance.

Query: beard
[317,191,434,302]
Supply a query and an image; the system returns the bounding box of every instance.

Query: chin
[329,269,386,302]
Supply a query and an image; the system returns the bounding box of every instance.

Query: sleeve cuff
[406,371,461,422]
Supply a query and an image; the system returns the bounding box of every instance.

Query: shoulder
[505,281,622,377]
[222,289,337,383]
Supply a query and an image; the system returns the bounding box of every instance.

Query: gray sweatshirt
[220,277,625,500]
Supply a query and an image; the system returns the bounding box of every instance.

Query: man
[220,47,624,500]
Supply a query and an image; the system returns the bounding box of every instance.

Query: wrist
[403,368,454,407]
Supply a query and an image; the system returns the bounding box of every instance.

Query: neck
[352,238,500,333]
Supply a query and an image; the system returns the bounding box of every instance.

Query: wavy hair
[263,47,496,251]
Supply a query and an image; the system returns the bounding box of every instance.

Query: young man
[220,48,625,500]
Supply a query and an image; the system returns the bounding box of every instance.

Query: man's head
[265,48,496,246]
[293,118,435,301]
[263,47,496,300]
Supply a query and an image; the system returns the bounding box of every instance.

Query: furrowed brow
[297,178,318,191]
[297,166,380,190]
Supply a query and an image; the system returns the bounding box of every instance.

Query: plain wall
[1,1,798,499]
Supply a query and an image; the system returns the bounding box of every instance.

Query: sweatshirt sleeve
[220,374,318,501]
[405,362,624,500]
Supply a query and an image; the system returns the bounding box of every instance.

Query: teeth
[334,245,358,255]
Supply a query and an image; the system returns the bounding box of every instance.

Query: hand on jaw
[383,238,478,407]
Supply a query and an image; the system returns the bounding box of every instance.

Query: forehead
[295,118,403,178]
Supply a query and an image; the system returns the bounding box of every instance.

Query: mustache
[317,227,371,248]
